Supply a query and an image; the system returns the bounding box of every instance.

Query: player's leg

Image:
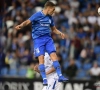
[34,38,47,85]
[46,37,68,82]
[54,81,62,90]
[43,78,56,90]
[50,52,68,82]
[44,80,61,90]
[42,86,47,90]
[42,79,52,90]
[42,76,61,90]
[49,52,62,76]
[38,55,48,85]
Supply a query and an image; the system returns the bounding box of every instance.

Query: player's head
[44,1,56,15]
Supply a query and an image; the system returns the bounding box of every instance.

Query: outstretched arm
[46,67,55,75]
[34,65,55,75]
[15,20,31,30]
[51,26,65,39]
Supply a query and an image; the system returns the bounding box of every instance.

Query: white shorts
[42,78,61,90]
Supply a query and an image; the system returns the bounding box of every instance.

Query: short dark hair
[44,1,56,8]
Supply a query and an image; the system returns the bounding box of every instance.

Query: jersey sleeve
[50,17,55,27]
[28,13,38,22]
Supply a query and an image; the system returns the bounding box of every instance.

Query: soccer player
[34,52,62,90]
[15,1,68,85]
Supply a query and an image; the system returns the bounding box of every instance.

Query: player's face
[47,6,55,15]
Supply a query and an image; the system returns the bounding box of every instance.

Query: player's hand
[34,65,38,71]
[60,32,65,39]
[15,25,22,30]
[34,65,40,73]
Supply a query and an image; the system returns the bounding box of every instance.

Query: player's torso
[32,11,52,39]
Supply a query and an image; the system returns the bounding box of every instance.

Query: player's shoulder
[32,11,41,18]
[35,11,41,15]
[32,11,42,17]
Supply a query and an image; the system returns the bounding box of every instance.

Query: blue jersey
[28,11,55,39]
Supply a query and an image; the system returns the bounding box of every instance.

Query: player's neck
[42,9,48,15]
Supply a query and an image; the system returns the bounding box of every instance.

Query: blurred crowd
[0,0,100,80]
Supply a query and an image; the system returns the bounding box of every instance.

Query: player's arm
[15,12,37,30]
[51,26,65,39]
[46,67,55,75]
[33,65,40,73]
[33,65,56,75]
[15,20,31,30]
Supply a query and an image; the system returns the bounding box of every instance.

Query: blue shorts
[33,35,56,57]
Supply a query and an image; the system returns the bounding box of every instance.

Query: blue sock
[38,64,47,80]
[53,60,62,77]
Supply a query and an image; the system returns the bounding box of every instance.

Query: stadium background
[0,0,100,90]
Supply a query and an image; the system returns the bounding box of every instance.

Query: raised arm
[15,20,31,30]
[33,65,56,75]
[51,26,65,39]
